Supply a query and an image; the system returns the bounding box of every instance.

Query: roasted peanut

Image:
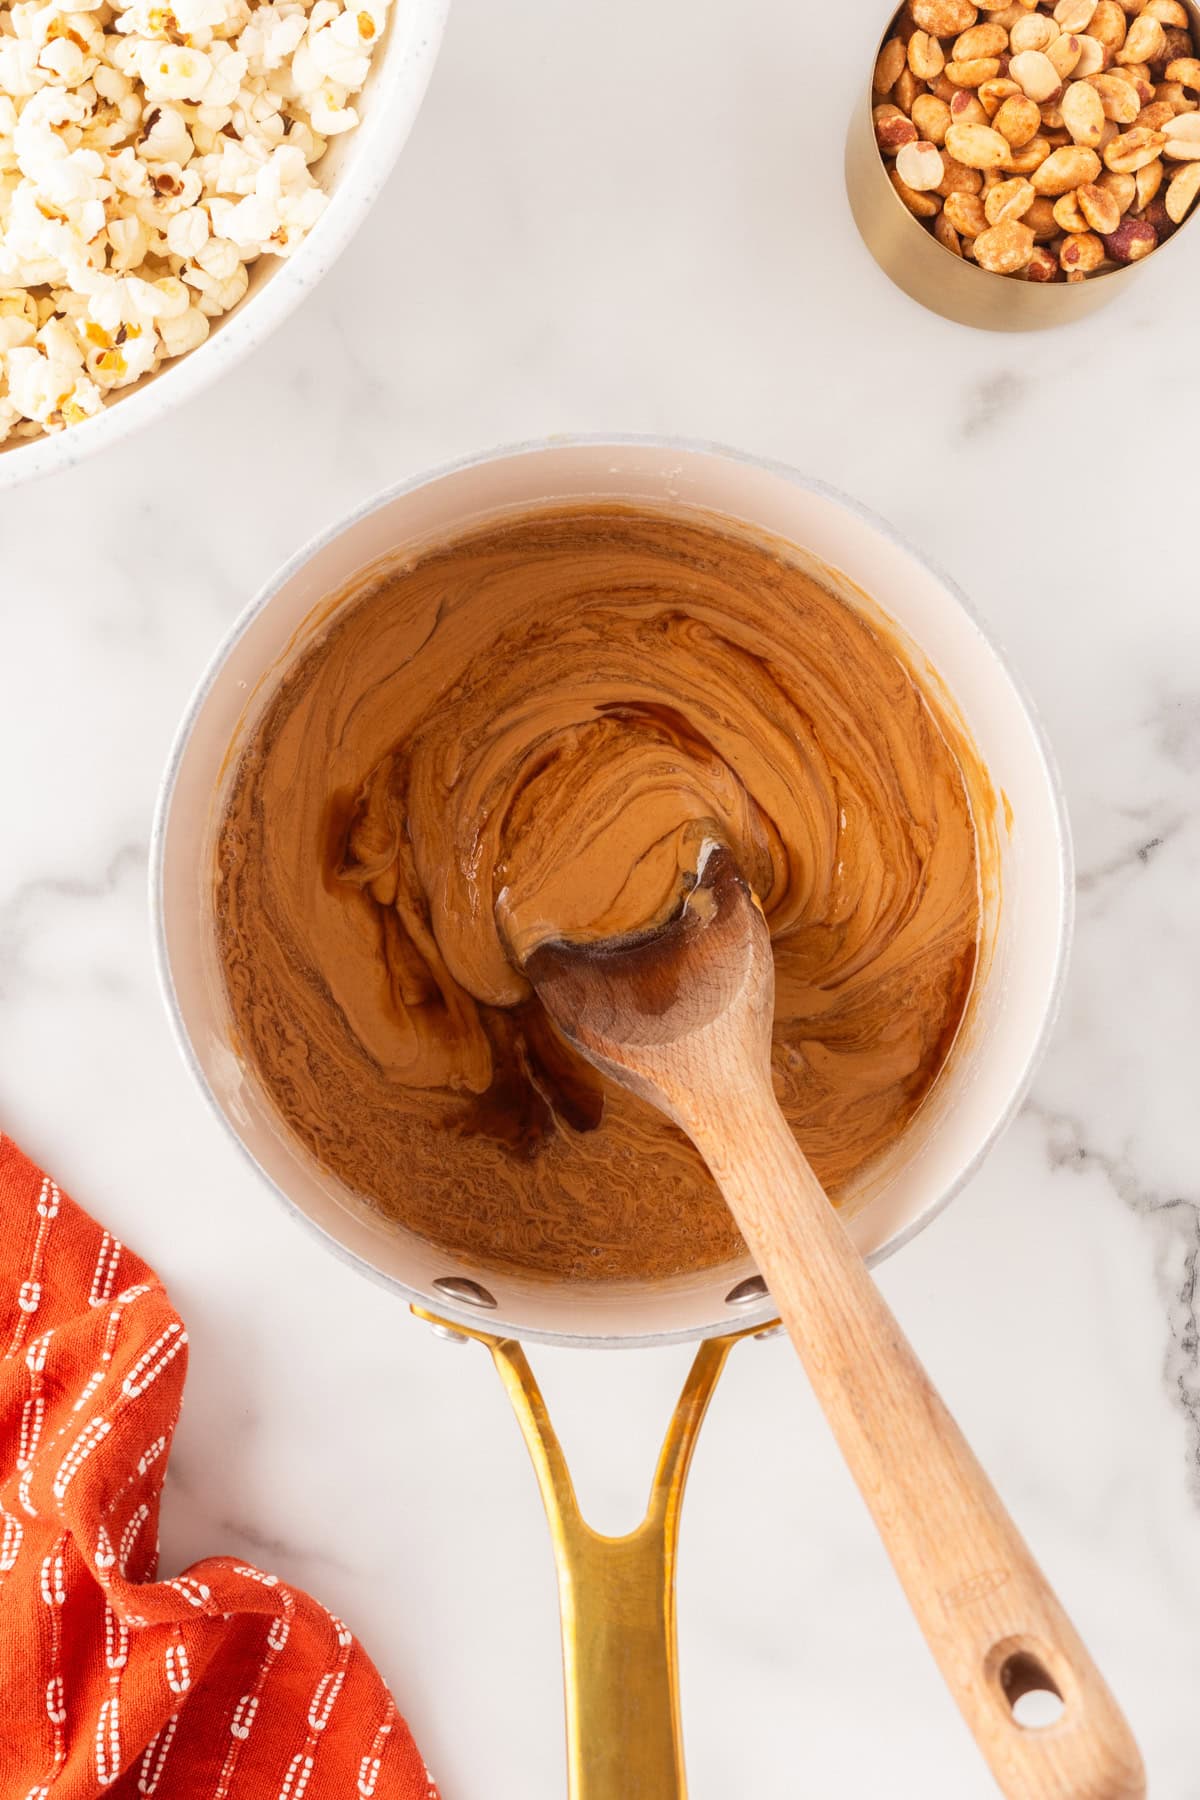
[1011,11,1060,49]
[1140,193,1176,236]
[1137,99,1178,130]
[1062,74,1107,137]
[1104,123,1168,166]
[972,215,1037,264]
[1097,165,1138,206]
[912,0,980,31]
[912,92,955,140]
[954,21,1011,55]
[994,90,1044,138]
[1088,69,1143,119]
[1026,241,1062,274]
[1010,46,1065,94]
[949,88,993,123]
[986,2,1027,25]
[1076,176,1122,226]
[894,64,927,111]
[1136,156,1165,205]
[1053,187,1091,225]
[1162,109,1200,152]
[984,171,1038,216]
[979,76,1024,111]
[1088,0,1127,50]
[946,55,1004,81]
[1054,0,1097,27]
[1048,30,1084,74]
[1059,227,1106,267]
[909,28,948,77]
[944,187,991,230]
[937,150,987,189]
[1165,154,1200,216]
[1072,34,1108,75]
[1165,56,1200,90]
[1159,26,1194,66]
[1102,214,1158,255]
[889,165,944,215]
[1118,14,1166,65]
[1004,131,1055,166]
[1157,79,1200,113]
[1024,192,1062,232]
[934,208,966,250]
[897,139,948,187]
[1031,140,1103,185]
[946,118,1015,161]
[875,102,922,150]
[1144,0,1189,25]
[875,37,909,92]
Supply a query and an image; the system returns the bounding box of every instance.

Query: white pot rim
[151,434,1075,1347]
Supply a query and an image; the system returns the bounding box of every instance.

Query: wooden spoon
[525,842,1145,1800]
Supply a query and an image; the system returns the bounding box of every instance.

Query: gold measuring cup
[846,0,1200,330]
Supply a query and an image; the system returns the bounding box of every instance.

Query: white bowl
[0,0,449,491]
[153,437,1073,1346]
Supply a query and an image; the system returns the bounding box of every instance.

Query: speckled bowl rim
[150,434,1075,1348]
[0,0,449,493]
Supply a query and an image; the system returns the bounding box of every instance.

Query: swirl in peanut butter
[215,507,983,1282]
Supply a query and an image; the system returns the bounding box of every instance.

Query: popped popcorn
[0,0,388,444]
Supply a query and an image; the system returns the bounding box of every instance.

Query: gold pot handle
[414,1308,769,1800]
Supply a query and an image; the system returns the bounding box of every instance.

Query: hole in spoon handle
[978,1634,1146,1800]
[989,1639,1065,1730]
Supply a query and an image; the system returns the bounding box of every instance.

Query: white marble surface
[2,0,1199,1794]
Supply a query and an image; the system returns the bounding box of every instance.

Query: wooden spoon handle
[690,1089,1145,1800]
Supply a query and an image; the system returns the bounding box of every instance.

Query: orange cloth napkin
[0,1134,439,1799]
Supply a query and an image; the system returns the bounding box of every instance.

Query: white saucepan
[151,438,1077,1799]
[153,435,1072,1348]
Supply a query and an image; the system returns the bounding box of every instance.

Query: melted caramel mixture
[216,507,983,1282]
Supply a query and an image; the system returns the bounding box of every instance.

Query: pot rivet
[754,1324,784,1342]
[432,1276,498,1309]
[429,1322,470,1345]
[725,1275,769,1307]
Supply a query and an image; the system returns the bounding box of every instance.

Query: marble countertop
[2,0,1198,1793]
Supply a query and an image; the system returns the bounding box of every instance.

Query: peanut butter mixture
[215,507,985,1282]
